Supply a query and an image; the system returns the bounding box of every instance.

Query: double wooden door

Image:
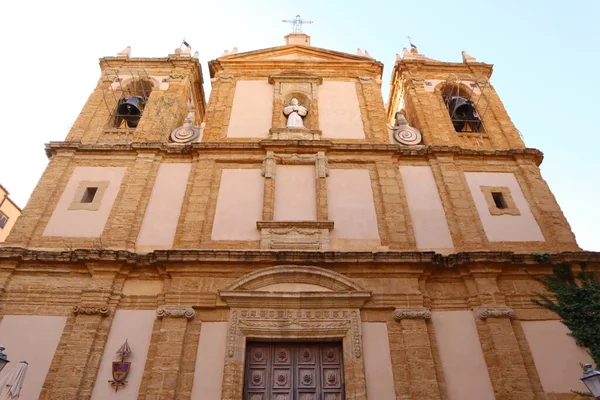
[243,342,345,400]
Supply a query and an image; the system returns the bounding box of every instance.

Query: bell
[447,96,481,132]
[116,96,145,128]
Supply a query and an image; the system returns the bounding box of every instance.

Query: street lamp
[581,363,600,399]
[0,346,9,373]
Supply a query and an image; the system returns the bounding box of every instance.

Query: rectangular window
[81,187,98,204]
[491,192,507,209]
[0,212,7,229]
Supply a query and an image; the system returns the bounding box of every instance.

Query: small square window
[480,186,520,216]
[0,212,8,229]
[68,181,109,211]
[81,187,98,204]
[491,192,507,209]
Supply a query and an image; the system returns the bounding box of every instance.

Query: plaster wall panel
[274,165,317,221]
[136,163,191,250]
[327,169,380,248]
[464,172,545,242]
[0,315,67,400]
[521,320,592,393]
[91,310,155,400]
[43,166,126,237]
[227,80,273,138]
[211,169,263,240]
[362,322,396,400]
[400,166,453,250]
[318,81,365,139]
[191,322,228,400]
[431,311,495,400]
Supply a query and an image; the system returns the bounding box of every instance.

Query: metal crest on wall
[109,339,132,392]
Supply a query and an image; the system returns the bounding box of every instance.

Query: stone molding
[72,304,110,317]
[1,247,598,267]
[393,307,432,320]
[44,141,545,164]
[474,306,516,320]
[221,265,368,292]
[156,306,196,320]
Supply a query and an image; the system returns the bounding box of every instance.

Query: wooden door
[244,342,345,400]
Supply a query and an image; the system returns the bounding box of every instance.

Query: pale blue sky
[0,0,598,250]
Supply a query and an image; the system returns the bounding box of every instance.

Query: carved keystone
[393,307,432,320]
[474,306,515,320]
[156,306,196,320]
[72,305,110,317]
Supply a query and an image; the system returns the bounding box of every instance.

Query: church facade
[0,33,597,400]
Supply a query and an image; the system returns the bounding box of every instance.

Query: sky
[0,0,598,251]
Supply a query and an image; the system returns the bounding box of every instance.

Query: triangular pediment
[218,45,373,63]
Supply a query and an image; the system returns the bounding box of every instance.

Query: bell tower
[388,47,524,150]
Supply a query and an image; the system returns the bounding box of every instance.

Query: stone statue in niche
[283,98,308,129]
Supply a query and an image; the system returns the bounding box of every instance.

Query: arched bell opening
[439,83,485,133]
[113,78,154,129]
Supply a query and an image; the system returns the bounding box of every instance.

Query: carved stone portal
[218,265,371,400]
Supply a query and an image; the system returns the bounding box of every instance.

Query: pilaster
[389,308,443,400]
[468,266,536,400]
[141,306,197,399]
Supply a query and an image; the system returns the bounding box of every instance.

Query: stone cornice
[0,247,598,269]
[44,141,544,165]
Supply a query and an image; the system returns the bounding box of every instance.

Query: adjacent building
[0,184,21,242]
[0,32,597,400]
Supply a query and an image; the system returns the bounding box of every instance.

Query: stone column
[469,266,536,400]
[388,308,443,400]
[142,306,197,400]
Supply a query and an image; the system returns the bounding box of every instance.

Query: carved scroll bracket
[473,306,515,320]
[393,307,432,321]
[72,304,110,317]
[156,306,196,320]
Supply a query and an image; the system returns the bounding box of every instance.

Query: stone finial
[356,48,364,56]
[222,49,230,56]
[395,53,401,62]
[156,306,196,320]
[192,51,200,59]
[230,47,238,55]
[474,306,515,320]
[393,307,432,320]
[364,50,372,59]
[117,46,131,58]
[462,50,477,63]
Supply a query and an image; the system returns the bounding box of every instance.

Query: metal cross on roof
[282,15,313,33]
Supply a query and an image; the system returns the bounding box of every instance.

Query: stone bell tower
[5,46,206,250]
